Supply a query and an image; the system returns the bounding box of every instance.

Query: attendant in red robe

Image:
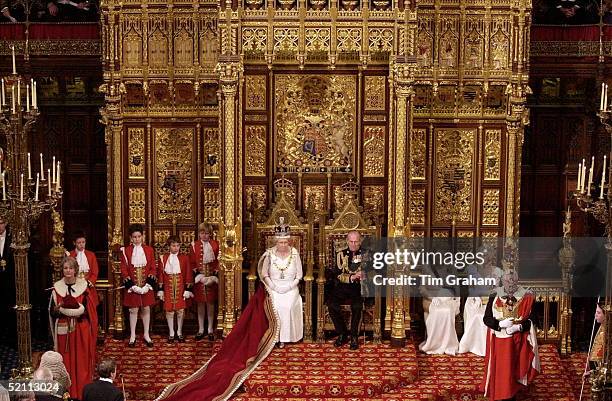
[157,235,194,343]
[49,256,98,400]
[67,230,99,308]
[120,223,157,347]
[189,222,219,341]
[480,270,540,401]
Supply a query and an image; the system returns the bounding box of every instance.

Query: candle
[17,80,20,106]
[27,152,31,180]
[601,155,607,199]
[11,85,15,114]
[582,161,587,193]
[26,84,29,112]
[20,173,23,202]
[56,161,60,191]
[1,79,4,106]
[601,83,605,111]
[576,163,582,192]
[605,84,609,112]
[33,81,37,109]
[2,172,6,201]
[11,45,16,74]
[588,156,594,196]
[47,169,51,196]
[39,153,44,178]
[52,156,55,183]
[35,173,39,201]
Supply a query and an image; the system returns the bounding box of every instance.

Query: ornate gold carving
[481,231,499,238]
[369,29,394,52]
[464,19,484,70]
[242,28,267,54]
[275,75,356,173]
[245,75,267,111]
[128,128,145,179]
[410,188,426,225]
[434,129,475,223]
[438,18,459,69]
[457,231,474,238]
[363,115,387,122]
[245,185,267,210]
[484,129,502,180]
[203,127,220,177]
[274,28,299,53]
[174,19,194,68]
[417,18,434,68]
[199,23,219,68]
[148,18,169,68]
[363,126,385,178]
[305,28,330,52]
[154,128,194,221]
[490,19,510,70]
[411,231,425,237]
[179,231,196,254]
[411,129,426,180]
[123,19,142,67]
[304,186,327,211]
[337,28,361,52]
[364,76,386,111]
[203,187,221,223]
[433,231,449,238]
[153,230,171,257]
[363,186,384,219]
[245,126,267,177]
[129,188,146,224]
[482,189,500,226]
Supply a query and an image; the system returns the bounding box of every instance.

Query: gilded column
[218,57,243,336]
[388,60,414,348]
[558,209,574,355]
[49,210,66,283]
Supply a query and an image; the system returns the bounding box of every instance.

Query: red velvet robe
[120,244,157,308]
[51,278,98,400]
[68,249,99,307]
[189,240,219,303]
[157,253,193,312]
[480,292,540,400]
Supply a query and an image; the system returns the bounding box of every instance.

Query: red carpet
[99,337,582,401]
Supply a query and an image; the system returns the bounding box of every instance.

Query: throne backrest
[256,191,307,257]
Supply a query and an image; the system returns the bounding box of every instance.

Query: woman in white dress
[458,248,503,356]
[419,295,461,355]
[258,217,303,347]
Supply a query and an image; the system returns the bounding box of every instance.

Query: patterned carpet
[97,338,586,401]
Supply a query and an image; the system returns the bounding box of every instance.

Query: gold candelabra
[573,104,612,399]
[1,48,63,378]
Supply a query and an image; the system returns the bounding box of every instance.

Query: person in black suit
[82,359,124,401]
[0,218,15,346]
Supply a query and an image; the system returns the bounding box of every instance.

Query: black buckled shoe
[128,340,136,348]
[334,334,349,348]
[195,332,205,341]
[167,335,175,343]
[208,333,215,341]
[349,336,359,350]
[177,335,185,343]
[144,339,154,348]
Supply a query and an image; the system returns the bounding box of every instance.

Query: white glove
[157,291,164,301]
[506,324,521,335]
[129,285,141,294]
[183,290,193,299]
[204,277,215,286]
[140,285,150,295]
[499,318,514,328]
[276,285,291,294]
[208,276,219,285]
[195,274,205,284]
[9,16,17,23]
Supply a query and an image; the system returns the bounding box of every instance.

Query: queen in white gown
[419,296,461,355]
[458,264,503,356]
[258,223,303,345]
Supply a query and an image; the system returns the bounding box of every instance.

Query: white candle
[35,173,39,201]
[39,153,43,178]
[17,80,20,105]
[11,85,15,114]
[26,84,29,112]
[47,169,51,196]
[1,79,4,106]
[33,81,37,109]
[27,152,31,180]
[582,161,587,193]
[52,156,55,183]
[11,46,16,74]
[56,161,60,191]
[605,84,609,112]
[20,173,23,202]
[588,156,594,196]
[576,163,582,192]
[601,83,605,111]
[601,155,607,199]
[2,172,6,201]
